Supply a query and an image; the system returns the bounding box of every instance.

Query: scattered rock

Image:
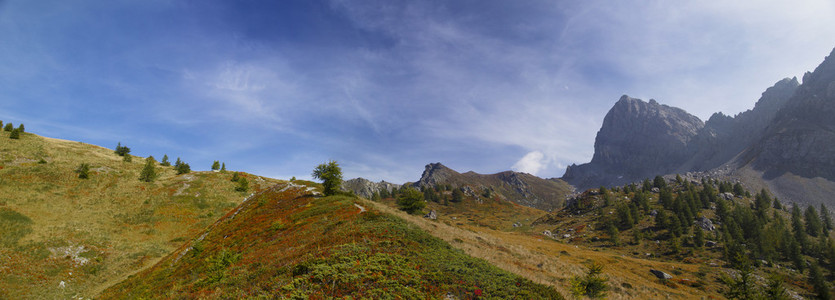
[59,281,66,289]
[512,222,522,228]
[651,187,660,193]
[424,210,437,220]
[695,216,715,231]
[650,210,658,217]
[706,240,717,247]
[650,269,672,280]
[720,192,734,200]
[542,230,553,238]
[563,234,571,238]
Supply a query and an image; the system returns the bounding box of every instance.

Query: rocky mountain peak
[416,162,460,188]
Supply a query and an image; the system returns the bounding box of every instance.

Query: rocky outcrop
[341,178,401,199]
[564,96,704,190]
[563,46,835,209]
[412,163,574,211]
[750,47,835,181]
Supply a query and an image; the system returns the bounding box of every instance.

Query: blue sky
[1,1,834,183]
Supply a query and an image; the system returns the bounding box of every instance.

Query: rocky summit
[563,96,704,189]
[564,46,835,209]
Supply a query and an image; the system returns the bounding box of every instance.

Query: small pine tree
[311,160,343,196]
[160,154,171,166]
[123,153,132,162]
[139,157,156,182]
[211,160,220,171]
[371,191,381,201]
[9,128,19,139]
[4,122,13,132]
[397,187,426,214]
[0,121,3,129]
[220,162,226,172]
[76,163,90,179]
[820,204,832,233]
[231,172,240,182]
[809,262,831,300]
[235,177,249,192]
[805,205,823,237]
[176,162,191,175]
[174,157,182,168]
[607,222,620,246]
[569,262,608,299]
[694,226,705,248]
[451,188,464,203]
[764,274,790,300]
[17,124,24,133]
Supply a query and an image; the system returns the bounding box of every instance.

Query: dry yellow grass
[0,131,283,299]
[364,198,726,299]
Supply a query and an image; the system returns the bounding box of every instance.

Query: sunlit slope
[100,184,563,299]
[0,130,281,299]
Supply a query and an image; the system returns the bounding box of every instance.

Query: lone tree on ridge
[312,160,343,196]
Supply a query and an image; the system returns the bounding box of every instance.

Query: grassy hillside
[0,130,281,299]
[375,177,833,298]
[100,184,563,299]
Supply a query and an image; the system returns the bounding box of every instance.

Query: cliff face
[565,46,835,208]
[683,77,799,171]
[564,96,704,189]
[749,47,835,181]
[341,178,401,199]
[412,163,574,212]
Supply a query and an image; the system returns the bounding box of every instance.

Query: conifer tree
[17,124,24,133]
[235,177,249,192]
[606,222,620,246]
[114,142,130,156]
[9,128,19,139]
[231,172,240,182]
[805,205,823,237]
[123,153,132,162]
[371,191,381,201]
[76,163,91,179]
[694,226,705,248]
[211,160,220,171]
[160,154,171,166]
[174,157,182,168]
[176,162,191,175]
[820,204,832,233]
[311,160,343,196]
[809,262,831,300]
[0,120,3,129]
[4,122,13,132]
[139,156,156,182]
[220,162,226,172]
[451,188,463,203]
[396,187,426,214]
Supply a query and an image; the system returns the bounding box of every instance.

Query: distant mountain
[342,163,574,211]
[412,163,573,212]
[564,46,835,209]
[340,177,401,199]
[563,96,704,189]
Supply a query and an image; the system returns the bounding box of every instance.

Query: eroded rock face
[341,178,400,199]
[752,48,835,181]
[416,163,460,188]
[564,96,704,190]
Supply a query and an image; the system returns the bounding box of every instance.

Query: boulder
[650,269,672,280]
[695,216,715,231]
[542,230,553,238]
[424,210,437,220]
[706,240,717,247]
[720,192,734,200]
